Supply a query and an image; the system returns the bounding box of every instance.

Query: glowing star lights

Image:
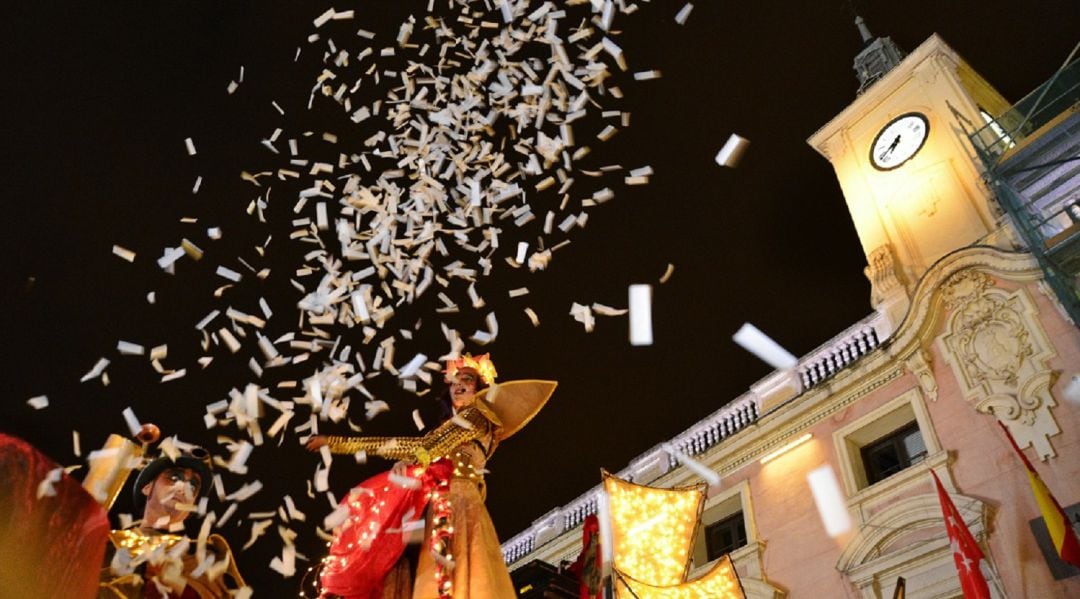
[604,471,705,588]
[617,554,744,599]
[603,472,747,599]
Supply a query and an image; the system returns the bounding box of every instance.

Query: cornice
[676,246,1039,482]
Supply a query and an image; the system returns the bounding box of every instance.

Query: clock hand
[879,134,901,160]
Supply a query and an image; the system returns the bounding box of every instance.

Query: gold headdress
[444,353,498,385]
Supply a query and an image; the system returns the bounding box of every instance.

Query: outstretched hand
[305,436,328,451]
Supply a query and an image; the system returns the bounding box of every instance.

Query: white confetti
[184,137,197,156]
[112,245,136,263]
[26,395,49,410]
[524,307,540,327]
[389,472,420,490]
[675,3,694,25]
[732,322,798,370]
[596,489,615,566]
[269,544,297,578]
[215,266,243,282]
[715,133,750,168]
[807,465,852,537]
[116,340,145,356]
[1064,374,1080,403]
[628,284,653,346]
[121,407,141,438]
[323,503,350,530]
[36,467,63,499]
[662,443,720,486]
[659,263,675,284]
[398,353,427,380]
[80,357,110,383]
[365,400,390,421]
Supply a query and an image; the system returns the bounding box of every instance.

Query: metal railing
[968,45,1080,325]
[969,50,1080,163]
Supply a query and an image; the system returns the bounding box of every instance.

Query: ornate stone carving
[905,348,938,402]
[864,244,907,308]
[937,270,1062,459]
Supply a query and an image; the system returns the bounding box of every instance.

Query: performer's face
[450,369,479,409]
[141,467,201,529]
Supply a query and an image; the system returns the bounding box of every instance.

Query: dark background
[2,0,1075,593]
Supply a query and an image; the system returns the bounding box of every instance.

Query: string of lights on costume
[308,354,557,599]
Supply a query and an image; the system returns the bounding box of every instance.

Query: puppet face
[141,467,201,529]
[450,368,480,409]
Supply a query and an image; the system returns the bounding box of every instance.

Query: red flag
[568,514,603,599]
[997,422,1080,567]
[930,469,991,599]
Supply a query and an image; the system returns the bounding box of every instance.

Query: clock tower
[808,24,1018,334]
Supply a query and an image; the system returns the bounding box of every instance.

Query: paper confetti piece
[662,443,720,486]
[312,8,335,28]
[570,302,595,333]
[184,137,197,156]
[807,465,852,537]
[218,328,242,353]
[412,409,425,431]
[26,395,49,410]
[628,284,653,346]
[524,307,540,327]
[216,266,243,282]
[659,263,675,284]
[398,353,427,379]
[112,245,136,263]
[80,357,110,383]
[389,472,421,490]
[675,3,694,25]
[1064,374,1080,403]
[36,467,63,499]
[117,340,145,356]
[193,176,203,193]
[365,400,390,421]
[269,544,297,578]
[72,430,81,457]
[323,504,350,531]
[596,489,615,566]
[733,322,798,369]
[715,133,750,168]
[121,407,142,438]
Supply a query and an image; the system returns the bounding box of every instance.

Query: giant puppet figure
[306,354,557,599]
[94,435,246,598]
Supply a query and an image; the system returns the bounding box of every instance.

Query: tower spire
[852,15,905,94]
[855,15,873,44]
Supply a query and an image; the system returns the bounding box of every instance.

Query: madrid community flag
[998,422,1080,568]
[931,469,991,599]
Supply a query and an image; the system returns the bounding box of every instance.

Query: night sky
[2,0,1075,594]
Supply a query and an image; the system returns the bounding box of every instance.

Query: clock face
[870,112,929,171]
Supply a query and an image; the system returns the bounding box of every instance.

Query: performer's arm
[324,407,490,460]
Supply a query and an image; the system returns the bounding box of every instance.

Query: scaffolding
[969,42,1080,326]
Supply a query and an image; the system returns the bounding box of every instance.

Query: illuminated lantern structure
[603,472,745,599]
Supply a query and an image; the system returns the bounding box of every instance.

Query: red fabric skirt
[320,459,453,599]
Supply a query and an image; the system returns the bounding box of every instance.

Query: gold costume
[98,528,244,599]
[326,405,517,599]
